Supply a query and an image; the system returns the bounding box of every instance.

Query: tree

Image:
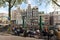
[0,0,27,21]
[35,0,60,7]
[52,0,60,7]
[0,0,27,32]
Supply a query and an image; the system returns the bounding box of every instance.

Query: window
[45,17,48,19]
[58,16,60,20]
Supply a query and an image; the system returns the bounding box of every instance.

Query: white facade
[32,6,38,17]
[16,7,22,24]
[16,13,22,24]
[11,7,23,24]
[26,4,32,25]
[11,10,17,20]
[27,4,32,17]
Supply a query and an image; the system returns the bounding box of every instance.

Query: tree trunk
[9,0,11,20]
[7,0,11,33]
[9,7,11,20]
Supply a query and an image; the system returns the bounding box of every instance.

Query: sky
[0,0,60,13]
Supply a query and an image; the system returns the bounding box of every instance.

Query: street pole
[22,16,25,28]
[39,16,42,32]
[22,16,27,37]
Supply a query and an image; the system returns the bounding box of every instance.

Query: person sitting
[23,29,28,37]
[12,27,17,35]
[17,28,20,36]
[35,29,40,38]
[49,30,54,37]
[19,27,24,33]
[26,29,35,37]
[42,27,48,36]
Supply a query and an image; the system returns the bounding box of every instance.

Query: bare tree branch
[11,0,16,8]
[52,0,60,7]
[2,0,5,3]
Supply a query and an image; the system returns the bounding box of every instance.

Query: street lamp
[39,16,42,32]
[22,16,25,28]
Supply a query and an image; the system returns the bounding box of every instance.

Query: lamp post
[22,16,25,28]
[22,15,28,37]
[39,16,42,32]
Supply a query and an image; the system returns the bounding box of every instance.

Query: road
[0,34,44,40]
[0,35,44,40]
[0,32,57,40]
